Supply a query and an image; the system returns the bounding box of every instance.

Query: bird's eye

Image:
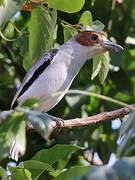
[91,34,98,41]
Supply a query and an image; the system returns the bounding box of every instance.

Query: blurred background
[0,0,135,179]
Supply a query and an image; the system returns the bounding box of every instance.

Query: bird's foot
[44,113,64,127]
[53,117,64,127]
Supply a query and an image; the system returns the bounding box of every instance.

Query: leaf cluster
[0,0,135,179]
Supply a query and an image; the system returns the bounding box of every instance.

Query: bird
[11,31,123,123]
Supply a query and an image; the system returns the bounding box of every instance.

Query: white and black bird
[11,31,123,118]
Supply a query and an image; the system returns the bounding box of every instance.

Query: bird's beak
[101,41,124,52]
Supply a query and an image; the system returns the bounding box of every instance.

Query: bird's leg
[43,113,64,127]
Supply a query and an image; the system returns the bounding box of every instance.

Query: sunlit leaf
[91,59,101,80]
[79,11,93,26]
[4,21,15,38]
[24,7,57,71]
[46,0,85,13]
[0,0,26,28]
[92,52,110,84]
[99,52,110,84]
[78,11,105,32]
[10,120,26,161]
[8,166,31,180]
[0,166,6,179]
[0,0,5,7]
[0,110,26,160]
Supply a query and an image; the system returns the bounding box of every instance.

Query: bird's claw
[51,117,64,127]
[44,113,64,127]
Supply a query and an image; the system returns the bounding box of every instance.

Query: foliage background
[0,0,135,179]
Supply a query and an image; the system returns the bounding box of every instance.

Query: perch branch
[51,104,135,129]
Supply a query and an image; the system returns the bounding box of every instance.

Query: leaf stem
[0,30,16,42]
[9,21,22,36]
[51,89,135,110]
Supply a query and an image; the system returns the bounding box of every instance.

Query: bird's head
[75,31,123,57]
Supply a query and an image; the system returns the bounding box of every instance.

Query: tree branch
[51,104,135,129]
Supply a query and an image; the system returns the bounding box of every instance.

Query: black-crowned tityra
[11,31,123,117]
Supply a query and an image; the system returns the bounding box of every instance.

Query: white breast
[17,49,75,111]
[14,38,92,112]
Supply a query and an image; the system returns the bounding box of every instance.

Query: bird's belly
[37,93,65,112]
[18,62,75,112]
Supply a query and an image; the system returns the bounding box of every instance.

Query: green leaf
[92,20,105,32]
[24,7,57,71]
[22,110,55,134]
[53,166,90,180]
[0,0,26,28]
[0,166,6,179]
[83,166,117,180]
[78,12,105,32]
[63,21,77,42]
[91,59,102,80]
[53,157,135,180]
[117,111,135,158]
[8,166,31,180]
[0,110,26,160]
[11,119,26,161]
[79,11,93,26]
[4,21,15,38]
[0,0,5,7]
[70,157,135,180]
[21,98,39,109]
[92,52,110,84]
[99,52,110,84]
[113,157,135,179]
[23,160,54,180]
[15,31,29,58]
[71,157,135,180]
[32,144,81,165]
[46,0,85,13]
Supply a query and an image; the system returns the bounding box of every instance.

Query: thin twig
[51,90,134,110]
[51,104,135,129]
[108,0,117,31]
[116,1,135,32]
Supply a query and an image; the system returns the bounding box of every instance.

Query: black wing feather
[11,48,58,109]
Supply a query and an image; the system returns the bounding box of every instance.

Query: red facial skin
[75,31,106,46]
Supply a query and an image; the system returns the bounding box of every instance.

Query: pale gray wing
[11,48,58,109]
